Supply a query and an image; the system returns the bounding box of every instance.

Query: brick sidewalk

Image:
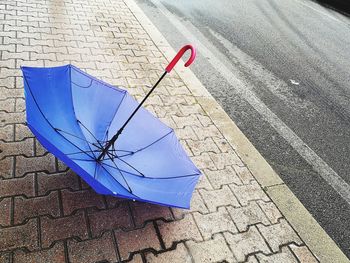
[0,0,319,262]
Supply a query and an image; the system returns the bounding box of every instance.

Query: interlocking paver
[130,201,173,227]
[13,242,65,263]
[88,203,132,237]
[14,191,60,224]
[289,244,319,263]
[256,247,298,263]
[227,201,270,232]
[193,207,238,240]
[186,234,235,263]
[158,214,202,248]
[61,189,105,216]
[0,218,38,251]
[205,166,242,189]
[146,243,192,263]
[224,226,271,262]
[37,171,80,195]
[67,232,118,263]
[230,181,270,206]
[258,219,302,252]
[0,197,11,227]
[0,174,35,198]
[40,211,88,248]
[199,185,240,212]
[115,223,161,261]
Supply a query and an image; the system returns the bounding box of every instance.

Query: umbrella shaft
[97,71,168,161]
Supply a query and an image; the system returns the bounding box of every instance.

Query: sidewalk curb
[125,0,349,262]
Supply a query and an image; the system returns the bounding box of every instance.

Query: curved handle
[165,44,196,73]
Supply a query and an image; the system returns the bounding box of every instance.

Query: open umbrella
[21,45,201,208]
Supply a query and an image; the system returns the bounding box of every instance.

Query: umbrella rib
[100,157,136,196]
[102,92,127,143]
[111,156,145,177]
[105,151,135,191]
[77,119,106,149]
[101,161,200,179]
[117,130,174,158]
[54,128,99,146]
[23,74,95,160]
[66,150,100,156]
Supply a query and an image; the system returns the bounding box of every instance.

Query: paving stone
[195,172,212,190]
[158,214,202,248]
[14,191,60,224]
[15,154,56,177]
[88,203,132,237]
[193,207,237,240]
[0,112,25,127]
[13,242,65,263]
[14,123,33,141]
[0,138,34,158]
[172,115,202,129]
[0,98,15,112]
[186,234,234,263]
[230,181,270,206]
[233,165,255,184]
[146,243,192,263]
[0,198,11,226]
[257,201,283,224]
[41,211,88,248]
[224,226,271,262]
[209,151,244,170]
[173,126,197,140]
[171,190,208,220]
[68,232,118,263]
[0,253,10,263]
[0,124,14,142]
[105,195,126,208]
[130,201,173,227]
[199,185,240,212]
[0,157,14,179]
[256,246,298,263]
[128,254,143,263]
[0,174,35,198]
[37,171,80,195]
[227,201,270,232]
[289,244,319,263]
[115,223,161,260]
[187,138,221,156]
[0,218,38,251]
[61,189,105,215]
[258,219,302,252]
[191,153,216,170]
[205,166,242,189]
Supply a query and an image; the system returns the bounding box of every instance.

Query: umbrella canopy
[21,45,201,208]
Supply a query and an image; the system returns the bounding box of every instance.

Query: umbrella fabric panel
[22,65,92,156]
[113,131,200,179]
[70,66,126,146]
[107,92,173,153]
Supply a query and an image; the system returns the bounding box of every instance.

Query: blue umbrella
[21,45,201,209]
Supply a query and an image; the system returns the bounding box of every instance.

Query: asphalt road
[135,0,350,257]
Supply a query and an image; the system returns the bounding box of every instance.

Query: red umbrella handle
[165,44,196,73]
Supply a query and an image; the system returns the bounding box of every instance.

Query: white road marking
[293,0,349,26]
[150,0,350,204]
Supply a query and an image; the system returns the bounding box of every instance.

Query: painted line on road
[294,0,349,26]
